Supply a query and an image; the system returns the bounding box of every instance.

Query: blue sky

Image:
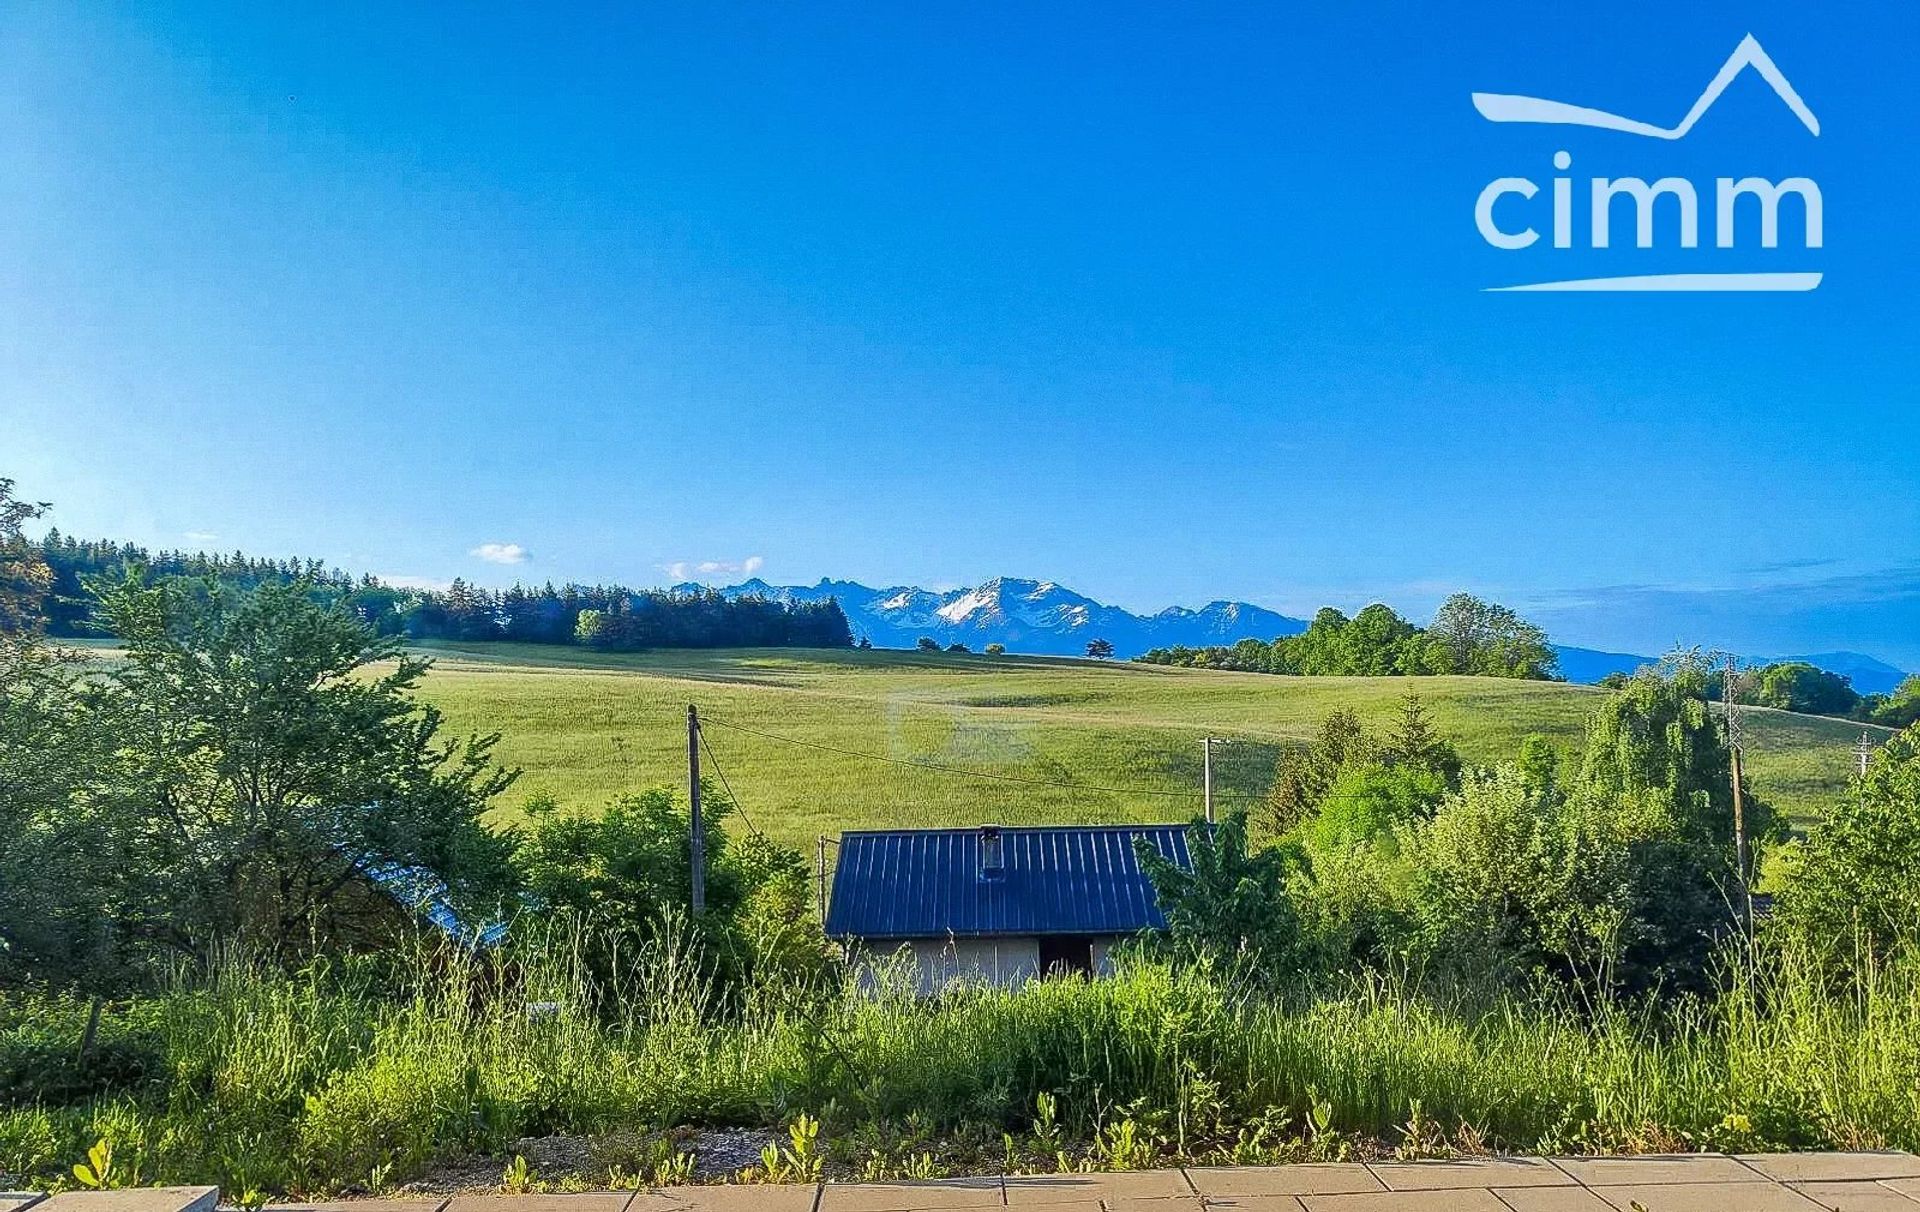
[3,2,1917,667]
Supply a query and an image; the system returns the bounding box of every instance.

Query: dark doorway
[1038,934,1095,977]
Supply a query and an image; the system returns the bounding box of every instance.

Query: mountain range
[679,575,1911,692]
[683,576,1306,659]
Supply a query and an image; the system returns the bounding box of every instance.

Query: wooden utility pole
[687,704,705,915]
[1723,658,1750,926]
[1200,736,1229,824]
[816,835,828,922]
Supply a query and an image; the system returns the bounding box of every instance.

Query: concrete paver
[647,1188,818,1212]
[1787,1180,1920,1211]
[1003,1171,1192,1204]
[36,1188,219,1212]
[1365,1159,1573,1191]
[1589,1184,1826,1212]
[1186,1165,1384,1197]
[1298,1190,1509,1212]
[20,1150,1920,1212]
[1739,1156,1920,1184]
[1550,1156,1769,1187]
[442,1195,636,1212]
[816,1179,1002,1212]
[1101,1198,1205,1212]
[1485,1187,1616,1212]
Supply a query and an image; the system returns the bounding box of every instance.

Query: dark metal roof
[825,823,1192,940]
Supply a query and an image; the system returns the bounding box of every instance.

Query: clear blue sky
[3,2,1917,666]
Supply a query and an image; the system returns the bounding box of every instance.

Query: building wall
[851,935,1132,994]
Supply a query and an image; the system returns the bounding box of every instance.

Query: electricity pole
[687,704,705,915]
[1722,658,1750,927]
[1857,731,1876,778]
[1200,736,1229,824]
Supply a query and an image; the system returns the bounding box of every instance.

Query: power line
[699,713,1268,801]
[696,722,770,841]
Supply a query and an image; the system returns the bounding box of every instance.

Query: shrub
[1775,723,1920,968]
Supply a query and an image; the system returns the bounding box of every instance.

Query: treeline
[1138,593,1556,680]
[35,531,851,651]
[1686,660,1920,728]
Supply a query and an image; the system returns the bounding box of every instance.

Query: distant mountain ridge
[685,575,1911,691]
[1545,646,1910,695]
[679,575,1308,658]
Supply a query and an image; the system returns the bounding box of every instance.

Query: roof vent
[978,825,1005,881]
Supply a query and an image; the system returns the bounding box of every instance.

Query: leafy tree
[0,479,51,635]
[1136,811,1302,978]
[1571,670,1776,990]
[91,576,521,962]
[1085,638,1116,659]
[915,636,940,651]
[945,642,970,653]
[1428,593,1557,679]
[1301,762,1447,857]
[1775,723,1920,968]
[983,642,1006,656]
[1753,662,1859,716]
[1863,676,1920,728]
[0,483,127,987]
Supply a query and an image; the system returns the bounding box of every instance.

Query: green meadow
[408,643,1884,851]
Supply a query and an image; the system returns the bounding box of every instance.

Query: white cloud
[470,542,529,566]
[379,574,454,592]
[183,531,220,545]
[659,555,766,582]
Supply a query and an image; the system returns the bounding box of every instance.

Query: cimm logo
[1472,35,1823,292]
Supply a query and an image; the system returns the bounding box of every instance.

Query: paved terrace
[10,1153,1920,1212]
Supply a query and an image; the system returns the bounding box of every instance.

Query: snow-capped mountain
[683,575,1307,657]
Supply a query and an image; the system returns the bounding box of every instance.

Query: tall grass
[3,936,1918,1195]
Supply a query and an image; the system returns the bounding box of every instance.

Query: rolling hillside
[409,644,1887,852]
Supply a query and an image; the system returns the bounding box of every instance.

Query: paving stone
[648,1187,819,1212]
[1740,1156,1920,1184]
[0,1196,44,1212]
[1787,1180,1920,1212]
[1550,1155,1769,1186]
[1591,1184,1825,1212]
[36,1188,219,1212]
[1298,1190,1509,1212]
[1003,1172,1191,1204]
[1102,1198,1205,1212]
[271,1201,447,1212]
[1185,1165,1383,1198]
[442,1195,635,1212]
[816,1179,1003,1212]
[1188,1199,1304,1212]
[1875,1179,1920,1201]
[1486,1187,1616,1212]
[1366,1158,1574,1191]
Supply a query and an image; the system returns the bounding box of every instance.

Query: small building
[824,823,1191,992]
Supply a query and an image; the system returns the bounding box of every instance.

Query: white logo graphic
[1473,35,1823,292]
[1473,34,1819,140]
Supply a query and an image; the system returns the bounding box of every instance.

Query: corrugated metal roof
[825,823,1192,940]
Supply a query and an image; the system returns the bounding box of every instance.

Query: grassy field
[407,644,1887,851]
